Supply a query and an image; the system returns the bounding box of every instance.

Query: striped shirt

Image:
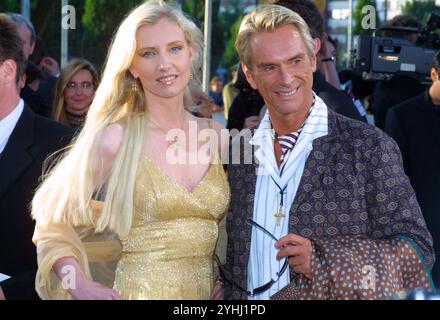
[274,94,315,175]
[247,93,328,300]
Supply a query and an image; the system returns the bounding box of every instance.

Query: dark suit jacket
[21,62,57,118]
[385,90,440,287]
[0,105,73,299]
[313,71,366,123]
[372,76,426,130]
[225,109,434,299]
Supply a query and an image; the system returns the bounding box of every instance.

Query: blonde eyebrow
[138,40,185,52]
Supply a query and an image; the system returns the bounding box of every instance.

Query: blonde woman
[32,0,230,300]
[52,59,99,129]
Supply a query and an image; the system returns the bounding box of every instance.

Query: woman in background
[52,59,98,130]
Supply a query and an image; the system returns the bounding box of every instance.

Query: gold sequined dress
[112,155,230,299]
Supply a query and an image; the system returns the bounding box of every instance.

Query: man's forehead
[250,25,301,43]
[248,25,308,63]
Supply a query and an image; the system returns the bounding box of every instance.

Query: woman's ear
[189,43,196,64]
[128,66,139,79]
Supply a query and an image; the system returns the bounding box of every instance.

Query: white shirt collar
[250,110,271,146]
[250,92,320,146]
[0,99,25,153]
[250,93,328,182]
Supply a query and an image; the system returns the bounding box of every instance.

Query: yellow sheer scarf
[32,201,122,300]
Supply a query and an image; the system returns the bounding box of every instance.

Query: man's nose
[278,65,294,85]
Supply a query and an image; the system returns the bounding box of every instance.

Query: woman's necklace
[65,109,86,128]
[147,114,186,149]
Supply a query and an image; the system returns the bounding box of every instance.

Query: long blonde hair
[32,0,204,236]
[52,59,99,126]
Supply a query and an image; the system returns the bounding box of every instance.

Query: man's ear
[0,60,18,84]
[430,68,439,82]
[30,40,35,56]
[242,63,258,90]
[313,38,321,56]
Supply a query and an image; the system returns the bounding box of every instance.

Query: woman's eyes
[142,51,156,58]
[170,46,183,53]
[142,46,183,58]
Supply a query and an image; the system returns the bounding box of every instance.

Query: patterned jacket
[225,108,435,300]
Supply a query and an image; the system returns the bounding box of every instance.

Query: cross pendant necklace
[147,115,185,149]
[167,135,180,149]
[271,177,287,227]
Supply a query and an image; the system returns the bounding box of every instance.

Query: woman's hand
[68,275,122,300]
[54,256,122,300]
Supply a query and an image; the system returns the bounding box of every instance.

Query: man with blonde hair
[223,5,434,300]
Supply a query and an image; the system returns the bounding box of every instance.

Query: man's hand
[0,285,5,300]
[275,234,313,279]
[39,57,60,77]
[243,115,260,129]
[318,32,332,58]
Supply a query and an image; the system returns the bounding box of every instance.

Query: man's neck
[429,86,440,106]
[0,89,21,121]
[269,100,313,136]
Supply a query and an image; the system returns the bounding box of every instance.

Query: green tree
[401,0,440,25]
[224,14,243,69]
[353,0,381,35]
[182,0,244,77]
[82,0,144,68]
[0,0,20,12]
[181,0,223,77]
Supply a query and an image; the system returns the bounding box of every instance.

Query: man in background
[7,13,59,118]
[372,14,427,129]
[386,51,440,288]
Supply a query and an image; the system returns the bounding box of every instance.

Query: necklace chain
[146,114,186,149]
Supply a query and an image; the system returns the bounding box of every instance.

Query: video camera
[351,13,440,83]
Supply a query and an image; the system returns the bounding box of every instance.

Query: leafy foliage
[224,14,243,69]
[401,0,440,26]
[3,0,248,76]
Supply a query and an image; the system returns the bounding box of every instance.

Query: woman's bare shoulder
[96,120,126,159]
[93,120,127,186]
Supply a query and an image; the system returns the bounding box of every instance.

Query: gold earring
[132,83,138,92]
[190,73,194,81]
